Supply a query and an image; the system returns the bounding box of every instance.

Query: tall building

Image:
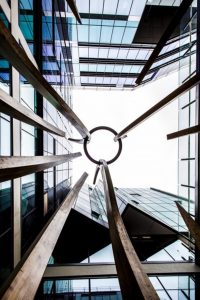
[0,0,199,299]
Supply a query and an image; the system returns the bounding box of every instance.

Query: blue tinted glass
[105,65,114,72]
[0,181,12,234]
[122,27,136,44]
[88,65,97,72]
[111,26,124,43]
[97,65,106,72]
[90,26,101,43]
[102,20,114,26]
[101,27,113,43]
[43,62,59,71]
[42,16,53,40]
[80,64,89,72]
[20,0,33,9]
[19,15,34,40]
[78,25,88,42]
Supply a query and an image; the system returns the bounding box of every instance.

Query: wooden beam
[66,0,82,24]
[0,88,65,137]
[43,262,200,278]
[167,125,200,140]
[115,74,200,141]
[68,138,84,144]
[0,19,90,139]
[101,160,159,300]
[135,0,193,85]
[0,153,81,182]
[176,202,200,250]
[1,172,88,300]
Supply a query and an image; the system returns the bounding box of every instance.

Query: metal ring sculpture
[83,126,122,165]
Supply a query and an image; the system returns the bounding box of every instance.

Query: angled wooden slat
[0,19,90,139]
[115,74,200,141]
[68,138,84,144]
[1,172,88,300]
[167,125,200,140]
[0,153,81,182]
[101,160,159,300]
[66,0,82,24]
[0,88,65,137]
[136,0,193,85]
[176,202,200,250]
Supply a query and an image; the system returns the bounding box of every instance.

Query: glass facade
[178,2,197,225]
[0,0,73,286]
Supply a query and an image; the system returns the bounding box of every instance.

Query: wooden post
[0,88,65,137]
[0,153,81,182]
[176,202,200,250]
[1,172,88,300]
[101,160,159,300]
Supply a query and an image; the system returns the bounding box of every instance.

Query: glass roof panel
[111,26,124,43]
[100,26,113,43]
[79,47,89,57]
[90,0,104,14]
[103,0,119,15]
[117,0,133,15]
[89,25,101,43]
[127,49,139,59]
[129,0,146,17]
[99,48,109,58]
[122,27,136,43]
[76,0,89,13]
[108,48,119,59]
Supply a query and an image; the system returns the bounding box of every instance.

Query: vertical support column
[34,0,44,220]
[10,0,21,267]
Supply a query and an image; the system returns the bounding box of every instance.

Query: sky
[72,72,179,194]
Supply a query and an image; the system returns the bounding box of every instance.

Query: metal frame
[136,0,193,85]
[83,126,122,165]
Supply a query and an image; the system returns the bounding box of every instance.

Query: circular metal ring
[83,126,122,165]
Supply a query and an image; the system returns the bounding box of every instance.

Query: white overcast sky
[72,72,179,194]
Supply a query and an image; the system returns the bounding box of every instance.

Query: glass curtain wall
[178,0,197,245]
[0,8,13,286]
[0,0,73,287]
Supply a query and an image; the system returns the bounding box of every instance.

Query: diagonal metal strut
[115,74,200,141]
[100,160,159,299]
